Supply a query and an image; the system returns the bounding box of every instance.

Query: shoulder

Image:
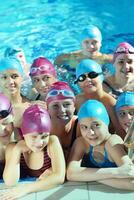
[105,134,124,148]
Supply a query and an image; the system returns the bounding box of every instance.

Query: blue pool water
[1,0,134,61]
[0,0,134,93]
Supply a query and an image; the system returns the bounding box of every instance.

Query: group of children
[0,24,134,199]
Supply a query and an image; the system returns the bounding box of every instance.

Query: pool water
[0,0,134,93]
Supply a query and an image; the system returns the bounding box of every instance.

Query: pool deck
[0,181,134,200]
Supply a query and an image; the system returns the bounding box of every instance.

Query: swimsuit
[20,146,51,178]
[81,145,117,168]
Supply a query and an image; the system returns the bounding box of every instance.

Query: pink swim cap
[0,93,12,119]
[46,81,75,105]
[30,57,56,77]
[113,42,134,63]
[21,105,51,135]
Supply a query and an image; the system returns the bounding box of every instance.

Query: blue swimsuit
[81,145,117,168]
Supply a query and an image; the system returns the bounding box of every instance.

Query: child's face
[0,114,14,144]
[24,132,49,152]
[78,73,102,94]
[117,106,134,132]
[79,117,109,146]
[82,39,101,53]
[32,74,57,97]
[48,99,75,123]
[0,69,23,96]
[114,54,134,84]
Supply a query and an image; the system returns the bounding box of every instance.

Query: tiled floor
[0,181,134,200]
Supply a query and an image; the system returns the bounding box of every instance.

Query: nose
[8,77,14,84]
[40,80,46,87]
[59,105,66,113]
[88,128,95,136]
[127,113,133,120]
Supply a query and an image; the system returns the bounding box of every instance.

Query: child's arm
[3,141,26,185]
[67,137,134,182]
[2,136,65,200]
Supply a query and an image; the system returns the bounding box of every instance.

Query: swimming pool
[1,0,134,60]
[0,0,134,93]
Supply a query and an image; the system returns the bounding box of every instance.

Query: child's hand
[117,163,134,178]
[1,186,28,200]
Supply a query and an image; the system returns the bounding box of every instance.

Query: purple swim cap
[113,42,134,63]
[21,105,51,135]
[46,81,75,105]
[30,57,56,77]
[0,93,12,119]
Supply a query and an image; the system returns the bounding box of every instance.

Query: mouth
[57,114,69,120]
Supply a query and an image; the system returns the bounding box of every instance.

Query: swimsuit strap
[70,118,78,147]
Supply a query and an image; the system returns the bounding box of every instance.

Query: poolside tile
[36,184,89,200]
[88,183,134,200]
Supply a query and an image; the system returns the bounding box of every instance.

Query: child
[67,100,134,190]
[103,42,134,98]
[75,58,125,136]
[29,56,57,100]
[46,81,81,161]
[0,93,14,178]
[2,105,65,199]
[115,91,134,136]
[54,25,112,70]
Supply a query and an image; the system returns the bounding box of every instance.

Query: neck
[6,91,22,105]
[85,89,103,100]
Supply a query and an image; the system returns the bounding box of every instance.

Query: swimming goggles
[74,71,103,84]
[0,104,12,120]
[115,46,134,54]
[30,65,51,75]
[46,89,75,100]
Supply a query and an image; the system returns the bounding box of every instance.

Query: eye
[127,59,133,64]
[118,60,124,65]
[118,111,126,117]
[64,103,71,107]
[129,110,134,116]
[52,104,59,109]
[1,75,7,80]
[33,78,40,83]
[80,125,88,130]
[43,76,51,81]
[92,123,101,128]
[32,135,37,139]
[11,74,19,79]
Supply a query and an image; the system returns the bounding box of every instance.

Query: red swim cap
[21,105,51,135]
[46,81,75,105]
[30,57,56,77]
[113,42,134,63]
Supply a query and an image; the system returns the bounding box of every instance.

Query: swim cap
[115,91,134,112]
[80,25,102,42]
[0,93,12,119]
[0,58,24,76]
[4,46,23,58]
[78,100,110,126]
[21,105,51,135]
[75,59,104,82]
[46,81,75,105]
[30,57,56,77]
[113,42,134,63]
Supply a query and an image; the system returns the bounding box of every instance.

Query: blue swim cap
[0,58,24,76]
[78,100,110,125]
[116,92,134,112]
[4,46,22,57]
[78,100,110,126]
[76,59,104,82]
[80,25,102,42]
